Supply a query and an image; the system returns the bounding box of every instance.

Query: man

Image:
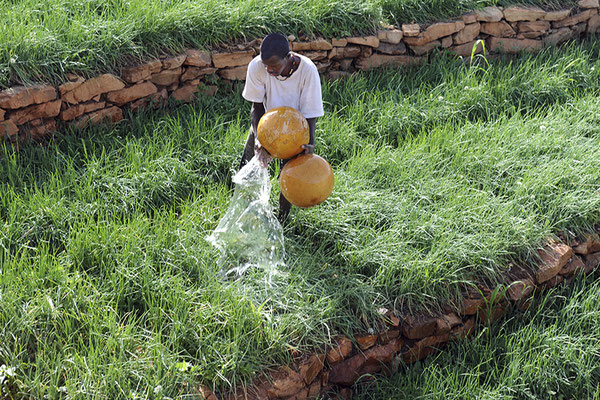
[240,32,324,222]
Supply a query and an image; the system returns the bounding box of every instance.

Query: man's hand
[256,147,273,168]
[301,144,314,154]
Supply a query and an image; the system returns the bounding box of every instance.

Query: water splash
[206,155,285,280]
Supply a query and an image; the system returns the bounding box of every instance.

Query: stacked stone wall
[1,1,599,140]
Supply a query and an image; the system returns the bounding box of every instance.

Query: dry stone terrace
[0,1,600,141]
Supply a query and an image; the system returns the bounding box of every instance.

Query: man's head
[260,33,290,76]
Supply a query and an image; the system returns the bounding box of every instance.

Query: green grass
[1,42,600,397]
[0,0,577,87]
[354,275,600,400]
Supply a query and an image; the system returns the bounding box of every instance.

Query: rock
[161,55,187,70]
[298,354,325,385]
[481,21,516,37]
[184,49,212,67]
[454,23,481,45]
[518,20,551,33]
[328,353,366,386]
[544,10,573,21]
[579,0,599,8]
[0,84,57,109]
[266,367,305,399]
[380,29,404,44]
[346,36,379,48]
[553,9,597,29]
[212,50,254,68]
[326,337,353,365]
[72,106,123,128]
[377,42,407,55]
[218,66,248,81]
[543,27,576,46]
[574,233,600,255]
[503,7,546,22]
[60,101,106,121]
[559,255,586,277]
[58,77,86,96]
[450,40,485,57]
[535,242,573,283]
[401,24,421,37]
[401,315,437,339]
[356,334,378,350]
[150,68,182,86]
[8,100,61,125]
[585,252,600,273]
[332,38,347,47]
[0,120,19,138]
[435,313,462,335]
[488,37,543,53]
[423,21,465,42]
[105,81,157,106]
[181,67,217,82]
[355,54,424,70]
[507,278,535,301]
[475,6,503,22]
[62,74,125,104]
[588,15,600,32]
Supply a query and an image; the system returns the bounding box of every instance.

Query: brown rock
[302,51,328,61]
[450,317,476,339]
[60,101,106,121]
[106,82,158,106]
[560,255,586,277]
[545,10,573,21]
[267,367,306,398]
[579,0,599,8]
[441,36,453,48]
[402,24,421,36]
[435,313,462,335]
[361,338,403,374]
[543,27,576,46]
[171,84,200,102]
[553,9,597,28]
[450,40,485,57]
[27,119,57,139]
[572,22,588,35]
[332,38,347,47]
[0,120,19,138]
[218,66,248,81]
[588,15,600,32]
[161,55,187,70]
[129,88,168,111]
[507,278,535,301]
[380,29,404,44]
[403,34,431,46]
[212,50,254,68]
[181,67,218,82]
[326,337,353,365]
[121,60,162,83]
[0,84,57,109]
[481,21,517,37]
[184,49,212,67]
[328,353,366,386]
[503,7,546,22]
[346,36,379,48]
[409,40,441,55]
[378,329,401,344]
[355,54,424,70]
[541,274,564,289]
[401,334,448,364]
[454,23,481,45]
[298,354,325,385]
[0,108,5,121]
[307,380,321,398]
[58,77,86,96]
[309,38,333,51]
[478,303,507,324]
[488,37,542,53]
[460,296,485,315]
[423,21,465,42]
[585,252,600,273]
[356,334,377,350]
[8,100,61,125]
[377,42,407,55]
[535,242,573,283]
[62,74,125,104]
[574,233,600,255]
[150,68,182,86]
[72,106,123,128]
[518,21,550,33]
[462,13,478,24]
[401,315,437,339]
[197,384,218,400]
[476,6,503,22]
[360,46,373,58]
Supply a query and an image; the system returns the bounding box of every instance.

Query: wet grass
[0,0,576,87]
[1,42,600,397]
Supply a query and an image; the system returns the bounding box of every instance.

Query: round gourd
[280,154,334,208]
[257,106,309,159]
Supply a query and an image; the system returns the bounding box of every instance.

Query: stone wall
[204,229,600,400]
[0,1,599,141]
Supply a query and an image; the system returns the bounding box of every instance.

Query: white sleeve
[242,58,266,103]
[298,64,324,119]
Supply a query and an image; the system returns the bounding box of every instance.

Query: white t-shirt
[242,53,324,119]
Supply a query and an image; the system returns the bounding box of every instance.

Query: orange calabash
[257,106,309,159]
[280,154,334,208]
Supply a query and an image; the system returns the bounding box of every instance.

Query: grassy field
[0,0,576,87]
[1,42,600,397]
[354,274,600,400]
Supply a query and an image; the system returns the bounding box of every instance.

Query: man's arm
[303,117,316,154]
[251,102,265,139]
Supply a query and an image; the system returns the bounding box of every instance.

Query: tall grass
[0,0,577,86]
[1,43,600,396]
[354,275,600,399]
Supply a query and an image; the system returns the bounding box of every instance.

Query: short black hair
[260,33,289,61]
